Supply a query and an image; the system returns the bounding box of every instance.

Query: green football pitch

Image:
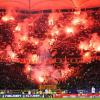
[0,98,99,100]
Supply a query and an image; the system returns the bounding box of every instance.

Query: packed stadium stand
[0,0,100,98]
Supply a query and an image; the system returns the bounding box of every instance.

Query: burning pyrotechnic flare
[28,54,39,64]
[79,41,90,51]
[65,27,76,37]
[15,24,22,32]
[95,46,100,52]
[90,33,100,52]
[66,27,74,33]
[82,52,92,63]
[7,51,17,60]
[1,15,15,22]
[48,19,54,26]
[30,38,39,45]
[20,35,28,41]
[72,17,87,25]
[49,38,55,46]
[24,64,32,74]
[38,76,44,83]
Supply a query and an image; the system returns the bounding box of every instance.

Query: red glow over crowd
[0,9,100,84]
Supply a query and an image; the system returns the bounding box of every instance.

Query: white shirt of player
[45,89,48,94]
[91,87,95,93]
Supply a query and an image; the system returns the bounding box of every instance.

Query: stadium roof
[0,0,100,10]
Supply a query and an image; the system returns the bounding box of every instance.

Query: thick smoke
[0,10,99,84]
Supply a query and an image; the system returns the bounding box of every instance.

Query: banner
[0,94,40,98]
[53,94,100,98]
[0,94,100,98]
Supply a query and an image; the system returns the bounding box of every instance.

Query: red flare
[1,15,15,22]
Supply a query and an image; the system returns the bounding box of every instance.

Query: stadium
[0,0,100,100]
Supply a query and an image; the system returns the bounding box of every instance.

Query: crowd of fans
[0,7,100,90]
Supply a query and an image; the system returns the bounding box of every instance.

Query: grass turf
[0,98,99,100]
